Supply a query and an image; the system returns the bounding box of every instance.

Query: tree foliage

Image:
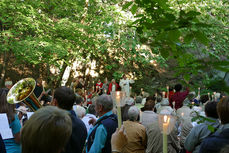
[0,0,228,92]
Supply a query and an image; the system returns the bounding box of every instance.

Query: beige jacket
[122,121,147,153]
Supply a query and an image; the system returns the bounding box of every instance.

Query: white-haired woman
[122,106,147,153]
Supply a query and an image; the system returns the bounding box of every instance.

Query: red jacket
[108,83,119,94]
[170,88,189,110]
[96,82,103,89]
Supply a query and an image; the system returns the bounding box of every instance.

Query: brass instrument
[7,78,42,111]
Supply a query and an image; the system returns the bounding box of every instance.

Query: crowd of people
[0,76,229,153]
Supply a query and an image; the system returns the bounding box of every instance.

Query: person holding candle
[119,74,134,97]
[176,98,192,119]
[86,95,118,153]
[170,84,189,110]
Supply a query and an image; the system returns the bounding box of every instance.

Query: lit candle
[116,92,122,129]
[181,112,184,117]
[163,115,170,153]
[213,92,216,101]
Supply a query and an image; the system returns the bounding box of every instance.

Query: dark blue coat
[62,110,87,153]
[199,128,229,153]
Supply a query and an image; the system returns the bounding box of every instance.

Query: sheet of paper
[27,112,34,119]
[0,113,13,139]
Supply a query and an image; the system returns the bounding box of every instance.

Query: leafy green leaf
[122,1,133,10]
[160,48,169,58]
[168,30,181,42]
[184,33,194,43]
[194,31,209,46]
[207,125,215,132]
[130,4,138,15]
[184,74,190,82]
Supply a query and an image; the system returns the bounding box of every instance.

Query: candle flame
[164,115,167,123]
[117,92,120,96]
[181,113,184,117]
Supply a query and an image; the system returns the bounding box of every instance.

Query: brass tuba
[7,78,42,111]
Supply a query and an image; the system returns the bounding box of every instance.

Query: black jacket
[62,110,87,153]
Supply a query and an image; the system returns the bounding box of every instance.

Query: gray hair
[128,106,140,121]
[96,94,113,112]
[161,98,169,106]
[75,106,86,119]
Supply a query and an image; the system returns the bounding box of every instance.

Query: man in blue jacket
[86,94,118,153]
[53,86,87,153]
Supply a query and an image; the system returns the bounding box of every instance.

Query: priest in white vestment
[119,75,134,97]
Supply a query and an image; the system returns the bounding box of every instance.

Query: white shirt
[81,114,97,132]
[112,84,116,92]
[119,79,134,97]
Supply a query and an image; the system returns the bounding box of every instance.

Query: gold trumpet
[7,78,42,111]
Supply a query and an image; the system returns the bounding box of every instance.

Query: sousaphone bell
[7,78,42,111]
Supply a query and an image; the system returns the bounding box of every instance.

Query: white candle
[172,101,175,109]
[208,93,211,100]
[162,92,166,98]
[163,115,170,153]
[116,92,122,129]
[116,92,120,106]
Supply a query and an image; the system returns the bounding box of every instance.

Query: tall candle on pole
[158,114,176,153]
[167,86,169,99]
[116,91,122,129]
[163,115,170,153]
[198,87,200,96]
